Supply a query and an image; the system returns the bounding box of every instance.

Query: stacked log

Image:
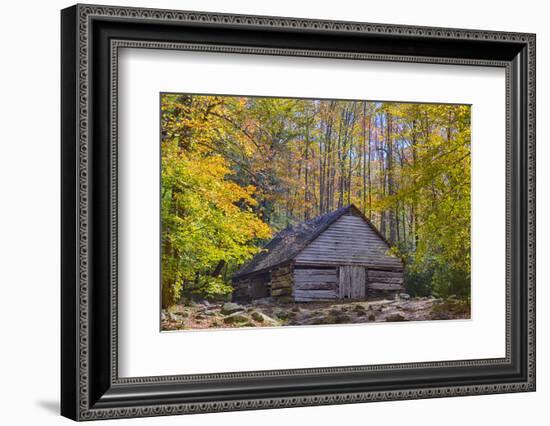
[366,269,404,298]
[270,264,293,297]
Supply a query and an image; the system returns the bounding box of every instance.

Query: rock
[252,297,276,306]
[398,302,414,311]
[310,316,334,325]
[353,306,367,316]
[333,314,351,324]
[386,314,406,322]
[223,313,249,324]
[204,304,220,312]
[167,312,180,321]
[161,311,167,321]
[399,293,411,300]
[195,314,206,320]
[251,311,277,325]
[221,302,244,315]
[368,313,376,321]
[430,311,451,320]
[274,309,290,320]
[250,311,267,322]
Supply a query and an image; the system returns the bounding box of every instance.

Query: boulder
[274,309,290,320]
[310,316,334,325]
[333,314,351,324]
[399,293,411,300]
[398,302,414,311]
[221,302,244,315]
[252,297,276,306]
[386,313,406,322]
[204,304,220,312]
[250,310,276,323]
[167,312,179,321]
[430,311,451,320]
[223,313,249,324]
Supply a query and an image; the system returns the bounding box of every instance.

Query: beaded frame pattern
[74,4,535,420]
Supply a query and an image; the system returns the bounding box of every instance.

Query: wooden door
[250,278,269,299]
[339,266,366,299]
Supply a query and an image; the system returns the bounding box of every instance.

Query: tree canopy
[160,94,471,307]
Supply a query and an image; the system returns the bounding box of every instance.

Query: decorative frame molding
[61,4,535,421]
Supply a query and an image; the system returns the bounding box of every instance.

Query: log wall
[366,269,405,298]
[235,266,404,302]
[293,267,338,302]
[232,278,251,302]
[270,264,293,298]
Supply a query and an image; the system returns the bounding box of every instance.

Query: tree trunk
[211,260,226,277]
[386,111,396,244]
[304,120,311,220]
[362,102,367,213]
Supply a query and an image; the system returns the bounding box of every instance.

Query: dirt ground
[161,296,470,331]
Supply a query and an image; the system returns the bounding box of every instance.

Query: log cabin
[232,204,405,302]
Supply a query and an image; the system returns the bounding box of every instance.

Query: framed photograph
[61,4,536,421]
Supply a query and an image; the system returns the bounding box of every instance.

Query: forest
[160,93,471,309]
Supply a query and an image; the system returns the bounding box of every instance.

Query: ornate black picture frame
[61,4,536,421]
